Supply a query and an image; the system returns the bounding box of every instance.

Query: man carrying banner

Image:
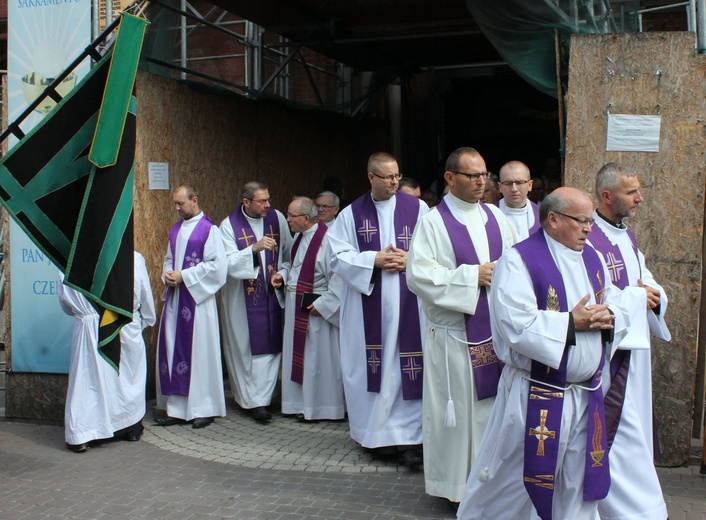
[220,182,292,423]
[406,147,517,503]
[155,185,227,429]
[457,188,629,520]
[60,251,155,452]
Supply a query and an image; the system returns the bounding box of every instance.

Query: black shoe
[399,449,423,468]
[192,417,214,429]
[251,407,272,423]
[154,416,188,427]
[66,442,87,453]
[701,463,706,475]
[123,423,144,441]
[295,413,306,423]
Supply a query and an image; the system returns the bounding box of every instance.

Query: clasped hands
[165,270,183,287]
[375,244,408,273]
[571,294,614,331]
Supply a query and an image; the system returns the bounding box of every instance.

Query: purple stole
[157,215,214,396]
[516,232,610,520]
[436,198,503,400]
[290,224,328,384]
[529,201,541,235]
[229,206,283,355]
[589,222,644,451]
[350,191,423,401]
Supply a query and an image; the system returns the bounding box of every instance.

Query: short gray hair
[316,191,340,207]
[595,163,638,198]
[293,196,318,219]
[241,181,268,200]
[539,191,570,223]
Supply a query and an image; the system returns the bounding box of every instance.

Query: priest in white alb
[457,188,629,520]
[327,152,428,466]
[497,160,540,240]
[589,162,670,520]
[407,147,517,503]
[155,185,227,429]
[219,181,292,423]
[271,196,345,421]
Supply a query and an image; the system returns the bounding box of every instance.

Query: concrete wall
[564,31,706,465]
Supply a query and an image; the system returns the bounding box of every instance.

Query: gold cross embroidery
[238,228,254,247]
[529,409,556,456]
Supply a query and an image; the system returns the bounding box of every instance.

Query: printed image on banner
[7,0,91,373]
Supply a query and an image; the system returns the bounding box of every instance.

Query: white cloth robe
[406,194,518,502]
[499,198,538,240]
[277,223,346,420]
[219,208,292,409]
[60,252,156,445]
[457,232,629,520]
[156,212,227,421]
[590,213,670,520]
[327,193,428,448]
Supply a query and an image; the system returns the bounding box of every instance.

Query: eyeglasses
[370,172,403,182]
[449,170,491,182]
[246,198,271,204]
[554,211,595,226]
[287,212,307,219]
[498,180,531,187]
[316,204,337,209]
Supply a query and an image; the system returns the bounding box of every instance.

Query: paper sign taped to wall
[606,114,661,152]
[149,162,170,190]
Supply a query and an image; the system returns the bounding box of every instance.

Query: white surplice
[278,223,346,420]
[327,193,428,448]
[498,198,538,240]
[156,212,227,421]
[590,213,670,520]
[60,252,156,445]
[457,232,628,520]
[406,194,518,502]
[219,208,292,409]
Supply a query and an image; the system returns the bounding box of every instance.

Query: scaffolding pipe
[698,0,706,52]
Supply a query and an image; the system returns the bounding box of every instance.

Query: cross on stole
[529,409,556,456]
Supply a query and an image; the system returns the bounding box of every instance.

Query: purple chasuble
[290,224,328,384]
[350,190,423,400]
[436,198,503,400]
[588,222,641,450]
[157,215,214,396]
[229,206,283,355]
[515,232,610,520]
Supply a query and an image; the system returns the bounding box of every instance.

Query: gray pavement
[0,397,704,519]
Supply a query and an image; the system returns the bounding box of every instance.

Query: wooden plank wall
[134,70,384,401]
[564,32,706,465]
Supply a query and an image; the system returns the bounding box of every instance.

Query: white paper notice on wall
[606,114,661,152]
[149,162,170,190]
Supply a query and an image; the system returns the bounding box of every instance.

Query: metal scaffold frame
[144,0,353,112]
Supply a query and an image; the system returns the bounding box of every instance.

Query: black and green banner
[0,13,148,369]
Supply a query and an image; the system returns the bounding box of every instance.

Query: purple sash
[157,215,214,396]
[290,224,328,384]
[588,223,639,290]
[436,199,503,400]
[350,191,423,400]
[589,221,641,449]
[516,232,610,520]
[529,200,541,235]
[229,207,283,355]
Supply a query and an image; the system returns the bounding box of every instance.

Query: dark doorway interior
[442,73,561,182]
